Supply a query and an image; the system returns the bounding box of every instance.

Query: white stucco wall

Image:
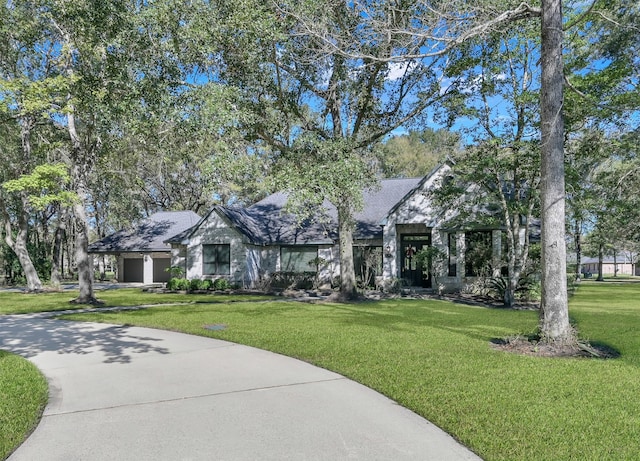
[318,245,339,284]
[181,211,247,282]
[382,167,447,282]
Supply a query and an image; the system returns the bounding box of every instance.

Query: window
[448,233,457,277]
[203,244,230,275]
[465,231,493,276]
[280,246,318,272]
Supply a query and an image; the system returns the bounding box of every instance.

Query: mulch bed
[490,336,619,359]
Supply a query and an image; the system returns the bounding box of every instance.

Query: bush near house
[166,277,233,292]
[268,271,315,290]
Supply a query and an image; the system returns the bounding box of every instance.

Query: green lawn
[0,289,274,315]
[3,282,640,460]
[0,351,48,461]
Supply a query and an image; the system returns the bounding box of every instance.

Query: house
[581,253,638,277]
[166,164,509,291]
[88,211,201,284]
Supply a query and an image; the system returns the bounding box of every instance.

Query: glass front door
[400,234,432,288]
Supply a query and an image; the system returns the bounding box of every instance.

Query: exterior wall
[382,168,445,284]
[431,229,460,293]
[143,254,154,284]
[171,246,187,276]
[183,211,247,283]
[174,209,344,288]
[582,262,635,276]
[318,245,339,285]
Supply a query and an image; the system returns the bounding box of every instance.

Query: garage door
[153,258,171,283]
[123,258,144,283]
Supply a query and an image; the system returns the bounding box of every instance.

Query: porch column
[492,230,502,277]
[143,254,154,284]
[456,232,465,286]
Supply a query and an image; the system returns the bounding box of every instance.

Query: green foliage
[378,129,460,178]
[166,277,189,291]
[189,278,207,291]
[486,276,539,302]
[268,272,315,290]
[2,163,76,209]
[212,278,231,291]
[165,266,185,278]
[415,246,447,278]
[1,241,52,284]
[201,279,213,291]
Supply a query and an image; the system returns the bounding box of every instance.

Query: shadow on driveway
[0,316,170,364]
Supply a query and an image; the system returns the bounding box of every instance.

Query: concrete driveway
[0,313,481,461]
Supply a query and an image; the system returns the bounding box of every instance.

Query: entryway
[400,234,432,288]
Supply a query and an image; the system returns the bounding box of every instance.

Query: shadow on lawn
[0,316,170,364]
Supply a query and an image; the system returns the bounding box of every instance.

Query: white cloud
[386,62,418,81]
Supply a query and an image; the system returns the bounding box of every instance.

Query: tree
[563,0,640,283]
[537,0,573,342]
[0,1,72,291]
[109,83,271,216]
[201,0,454,299]
[288,0,640,341]
[3,164,76,289]
[32,0,198,302]
[378,128,460,178]
[431,22,541,308]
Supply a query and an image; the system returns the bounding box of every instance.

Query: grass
[3,282,640,460]
[0,351,48,460]
[0,289,274,315]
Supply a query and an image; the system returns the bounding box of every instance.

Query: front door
[400,234,432,288]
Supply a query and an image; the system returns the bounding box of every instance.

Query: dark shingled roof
[89,211,202,254]
[169,177,426,246]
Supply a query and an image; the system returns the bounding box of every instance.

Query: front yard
[2,281,640,460]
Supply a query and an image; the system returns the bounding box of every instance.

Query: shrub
[165,266,185,278]
[486,276,541,303]
[189,279,204,291]
[166,277,189,291]
[201,279,213,291]
[270,272,315,290]
[213,278,230,291]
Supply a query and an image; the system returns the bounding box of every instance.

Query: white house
[165,164,509,291]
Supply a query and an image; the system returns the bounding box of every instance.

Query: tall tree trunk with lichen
[336,200,358,300]
[538,0,573,343]
[67,101,97,304]
[50,205,68,289]
[1,194,43,291]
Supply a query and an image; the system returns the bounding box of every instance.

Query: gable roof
[168,175,429,246]
[89,211,202,254]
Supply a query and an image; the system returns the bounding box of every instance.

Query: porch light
[385,245,393,257]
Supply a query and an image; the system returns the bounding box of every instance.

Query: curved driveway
[1,313,481,461]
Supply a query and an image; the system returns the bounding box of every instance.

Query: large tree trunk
[50,206,68,289]
[596,243,605,281]
[336,202,358,300]
[538,0,573,343]
[67,102,97,304]
[2,195,43,291]
[574,219,582,282]
[71,166,97,304]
